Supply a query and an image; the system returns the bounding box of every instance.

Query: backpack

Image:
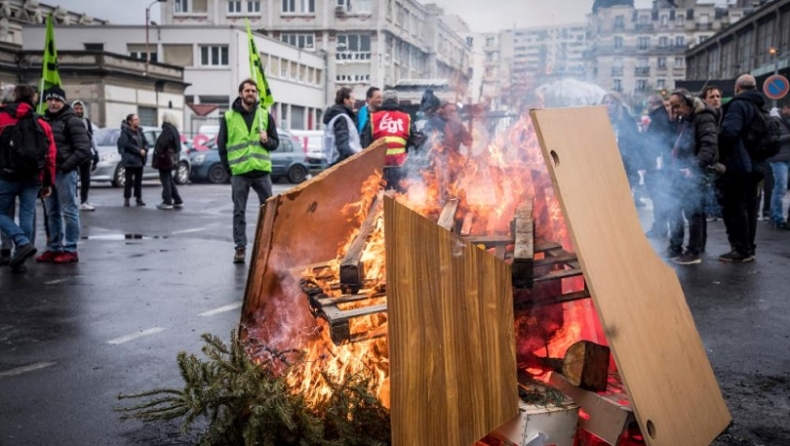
[0,111,50,178]
[322,113,361,166]
[743,104,782,162]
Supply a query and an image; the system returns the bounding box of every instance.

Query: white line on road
[172,228,207,235]
[199,302,243,317]
[0,362,57,378]
[44,279,69,285]
[107,327,166,345]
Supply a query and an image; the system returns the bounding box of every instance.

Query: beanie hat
[44,86,66,103]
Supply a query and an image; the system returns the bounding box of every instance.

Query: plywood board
[241,142,387,330]
[530,107,730,446]
[385,196,518,446]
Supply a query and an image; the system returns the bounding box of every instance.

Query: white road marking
[172,228,207,235]
[44,279,69,285]
[0,361,57,378]
[107,327,166,345]
[199,302,243,317]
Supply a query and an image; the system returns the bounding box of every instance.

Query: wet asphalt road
[1,183,789,445]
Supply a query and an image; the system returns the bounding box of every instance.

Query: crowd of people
[607,74,790,265]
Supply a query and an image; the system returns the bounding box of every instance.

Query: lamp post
[145,0,166,74]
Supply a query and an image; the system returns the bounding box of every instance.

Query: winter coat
[672,98,719,172]
[769,116,790,163]
[117,122,148,168]
[44,104,91,173]
[217,97,279,178]
[644,105,677,169]
[153,122,181,170]
[719,89,766,176]
[322,104,357,162]
[0,101,57,186]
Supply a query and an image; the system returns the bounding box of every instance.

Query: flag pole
[38,77,45,115]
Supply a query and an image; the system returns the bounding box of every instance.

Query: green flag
[246,20,274,110]
[38,13,61,115]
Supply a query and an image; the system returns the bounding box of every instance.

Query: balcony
[611,67,624,76]
[635,67,650,76]
[635,23,654,32]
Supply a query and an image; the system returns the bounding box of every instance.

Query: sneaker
[79,202,96,212]
[718,250,754,263]
[156,203,174,210]
[53,251,79,264]
[233,247,245,264]
[136,199,146,207]
[173,202,184,209]
[10,244,37,268]
[124,199,130,207]
[0,248,10,266]
[662,247,682,259]
[673,252,701,265]
[35,250,60,263]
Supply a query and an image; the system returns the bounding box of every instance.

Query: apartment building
[159,0,472,102]
[585,0,749,104]
[0,0,106,47]
[22,25,326,135]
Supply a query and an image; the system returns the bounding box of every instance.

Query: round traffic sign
[763,74,790,100]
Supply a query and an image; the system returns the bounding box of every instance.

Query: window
[290,61,298,80]
[336,33,371,60]
[291,105,305,129]
[614,36,623,49]
[175,0,207,13]
[614,15,624,29]
[84,43,104,51]
[675,36,685,47]
[613,79,622,92]
[658,57,666,68]
[657,79,666,89]
[228,0,242,13]
[636,80,648,91]
[674,57,684,67]
[354,0,372,14]
[659,36,668,48]
[698,35,709,43]
[138,106,158,127]
[163,44,193,66]
[175,0,188,13]
[638,37,649,50]
[660,15,668,26]
[315,69,322,85]
[129,51,158,62]
[199,45,229,66]
[269,57,280,77]
[282,0,315,14]
[247,0,261,12]
[677,15,684,26]
[281,33,315,50]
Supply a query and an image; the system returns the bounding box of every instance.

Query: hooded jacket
[217,97,279,178]
[44,103,91,173]
[322,103,357,161]
[117,120,148,168]
[0,101,57,186]
[719,89,766,176]
[673,98,718,171]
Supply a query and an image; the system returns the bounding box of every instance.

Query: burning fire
[244,108,605,410]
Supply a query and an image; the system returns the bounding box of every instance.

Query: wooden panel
[530,107,731,446]
[241,142,387,332]
[385,196,518,446]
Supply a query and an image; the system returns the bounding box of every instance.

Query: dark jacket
[645,105,677,168]
[769,116,790,163]
[322,103,356,161]
[44,104,91,173]
[117,121,148,168]
[0,101,57,186]
[360,99,423,150]
[673,98,719,171]
[218,97,279,178]
[719,89,765,176]
[153,122,181,170]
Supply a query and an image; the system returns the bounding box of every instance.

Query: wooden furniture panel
[385,196,518,446]
[530,107,730,446]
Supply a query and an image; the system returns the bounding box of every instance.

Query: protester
[602,92,643,207]
[700,85,723,126]
[717,74,765,262]
[356,86,382,135]
[218,79,279,264]
[643,94,677,240]
[767,99,790,229]
[665,89,720,264]
[360,90,422,191]
[322,87,360,165]
[698,85,725,250]
[36,86,91,264]
[72,100,98,211]
[437,102,473,153]
[152,113,184,210]
[0,84,57,272]
[0,83,16,265]
[118,114,148,207]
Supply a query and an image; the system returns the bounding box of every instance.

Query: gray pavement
[1,183,788,445]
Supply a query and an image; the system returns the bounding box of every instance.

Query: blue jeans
[770,161,789,224]
[0,178,39,249]
[44,170,80,253]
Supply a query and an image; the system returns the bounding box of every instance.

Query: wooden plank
[531,107,730,446]
[512,202,535,288]
[437,198,460,231]
[385,196,518,446]
[339,194,383,287]
[562,341,610,392]
[460,213,474,236]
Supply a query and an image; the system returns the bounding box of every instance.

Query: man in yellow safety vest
[218,79,279,264]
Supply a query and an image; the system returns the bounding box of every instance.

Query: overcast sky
[47,0,714,32]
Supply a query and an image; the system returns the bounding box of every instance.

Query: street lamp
[145,0,166,74]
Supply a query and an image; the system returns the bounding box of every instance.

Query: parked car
[92,126,191,187]
[190,131,311,184]
[288,129,325,173]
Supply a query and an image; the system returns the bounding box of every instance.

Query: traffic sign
[763,74,790,100]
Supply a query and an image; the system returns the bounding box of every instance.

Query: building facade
[22,25,326,135]
[585,0,750,105]
[686,0,790,82]
[158,0,472,102]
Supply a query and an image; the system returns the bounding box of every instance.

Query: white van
[288,130,325,172]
